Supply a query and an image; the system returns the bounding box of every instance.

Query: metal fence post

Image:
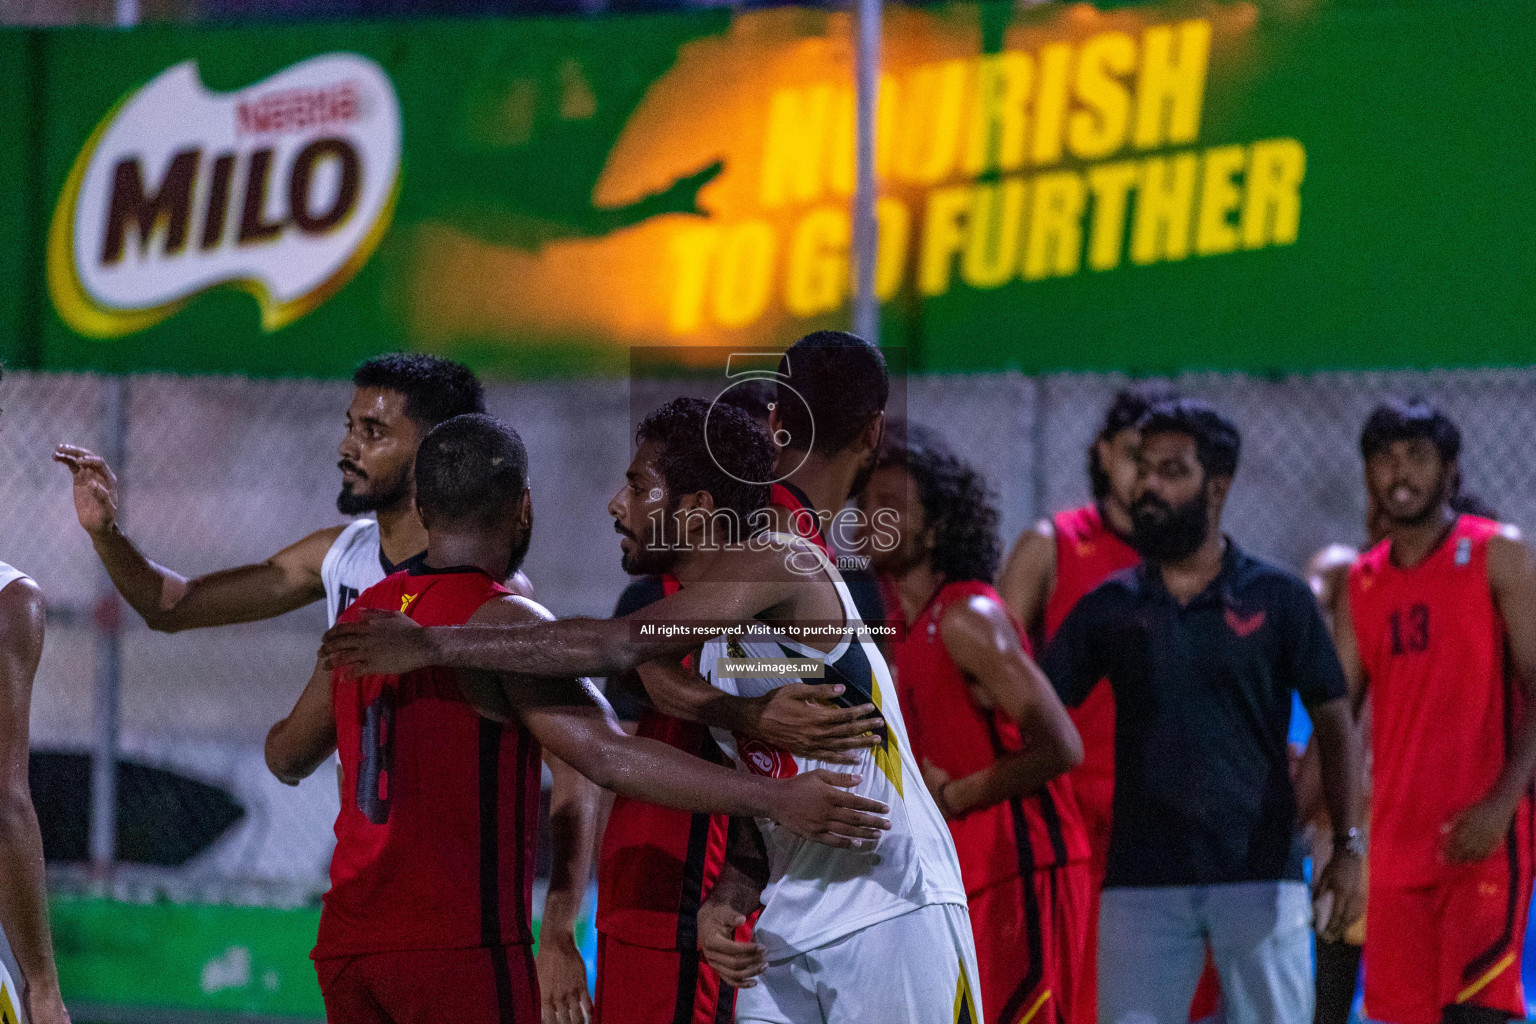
[89,374,127,881]
[851,0,882,346]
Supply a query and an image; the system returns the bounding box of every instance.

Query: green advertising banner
[7,0,1535,378]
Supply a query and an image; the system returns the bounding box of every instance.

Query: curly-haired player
[862,426,1090,1024]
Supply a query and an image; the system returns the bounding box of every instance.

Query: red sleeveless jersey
[1349,515,1527,887]
[1044,505,1139,789]
[598,486,826,947]
[896,580,1090,892]
[315,566,541,959]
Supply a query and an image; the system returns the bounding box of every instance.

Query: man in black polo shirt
[1041,399,1363,1024]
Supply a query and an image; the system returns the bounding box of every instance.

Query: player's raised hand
[535,929,592,1024]
[697,903,765,988]
[321,610,437,677]
[745,683,884,765]
[768,769,891,849]
[53,443,120,537]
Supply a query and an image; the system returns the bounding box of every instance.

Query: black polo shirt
[1041,541,1345,888]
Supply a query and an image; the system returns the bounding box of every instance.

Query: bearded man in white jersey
[321,396,980,1024]
[52,354,595,1023]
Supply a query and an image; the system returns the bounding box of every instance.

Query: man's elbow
[1055,725,1085,775]
[264,728,306,786]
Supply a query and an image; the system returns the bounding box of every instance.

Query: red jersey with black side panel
[594,485,832,1024]
[595,573,735,1024]
[897,579,1090,1024]
[1350,515,1533,1023]
[314,564,542,1024]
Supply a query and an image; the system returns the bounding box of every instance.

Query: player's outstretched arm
[0,580,70,1024]
[996,519,1056,638]
[265,659,338,786]
[922,595,1083,819]
[321,546,805,679]
[636,658,882,765]
[1444,532,1536,865]
[56,443,335,631]
[698,816,771,989]
[537,753,597,1024]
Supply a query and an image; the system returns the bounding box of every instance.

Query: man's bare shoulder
[0,576,44,662]
[277,524,352,573]
[470,593,557,626]
[1488,527,1536,584]
[0,576,43,628]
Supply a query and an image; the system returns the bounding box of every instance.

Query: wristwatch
[1333,827,1366,858]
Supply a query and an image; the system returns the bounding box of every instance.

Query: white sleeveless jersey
[321,520,395,626]
[702,539,967,961]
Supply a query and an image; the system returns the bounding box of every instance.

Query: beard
[1131,488,1210,563]
[337,461,412,515]
[616,519,678,576]
[1379,470,1453,528]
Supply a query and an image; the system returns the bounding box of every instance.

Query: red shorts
[593,931,734,1024]
[315,945,538,1024]
[969,863,1090,1024]
[1364,851,1532,1024]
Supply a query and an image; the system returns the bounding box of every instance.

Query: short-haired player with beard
[863,427,1088,1024]
[1336,400,1536,1024]
[322,397,979,1024]
[589,332,896,1024]
[53,355,597,1023]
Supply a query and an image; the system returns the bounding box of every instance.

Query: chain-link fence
[8,366,1535,905]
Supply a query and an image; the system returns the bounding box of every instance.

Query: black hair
[717,378,775,425]
[353,353,486,430]
[1359,398,1461,464]
[1138,398,1242,479]
[1089,386,1178,500]
[637,398,772,541]
[415,414,528,527]
[1449,490,1497,520]
[776,331,889,454]
[877,423,1001,583]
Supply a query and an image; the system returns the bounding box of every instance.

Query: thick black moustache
[613,521,637,541]
[338,460,366,480]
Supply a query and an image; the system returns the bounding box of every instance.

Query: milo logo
[48,53,402,338]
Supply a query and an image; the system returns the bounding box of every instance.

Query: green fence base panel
[51,895,590,1021]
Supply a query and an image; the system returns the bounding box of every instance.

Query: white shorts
[736,902,982,1024]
